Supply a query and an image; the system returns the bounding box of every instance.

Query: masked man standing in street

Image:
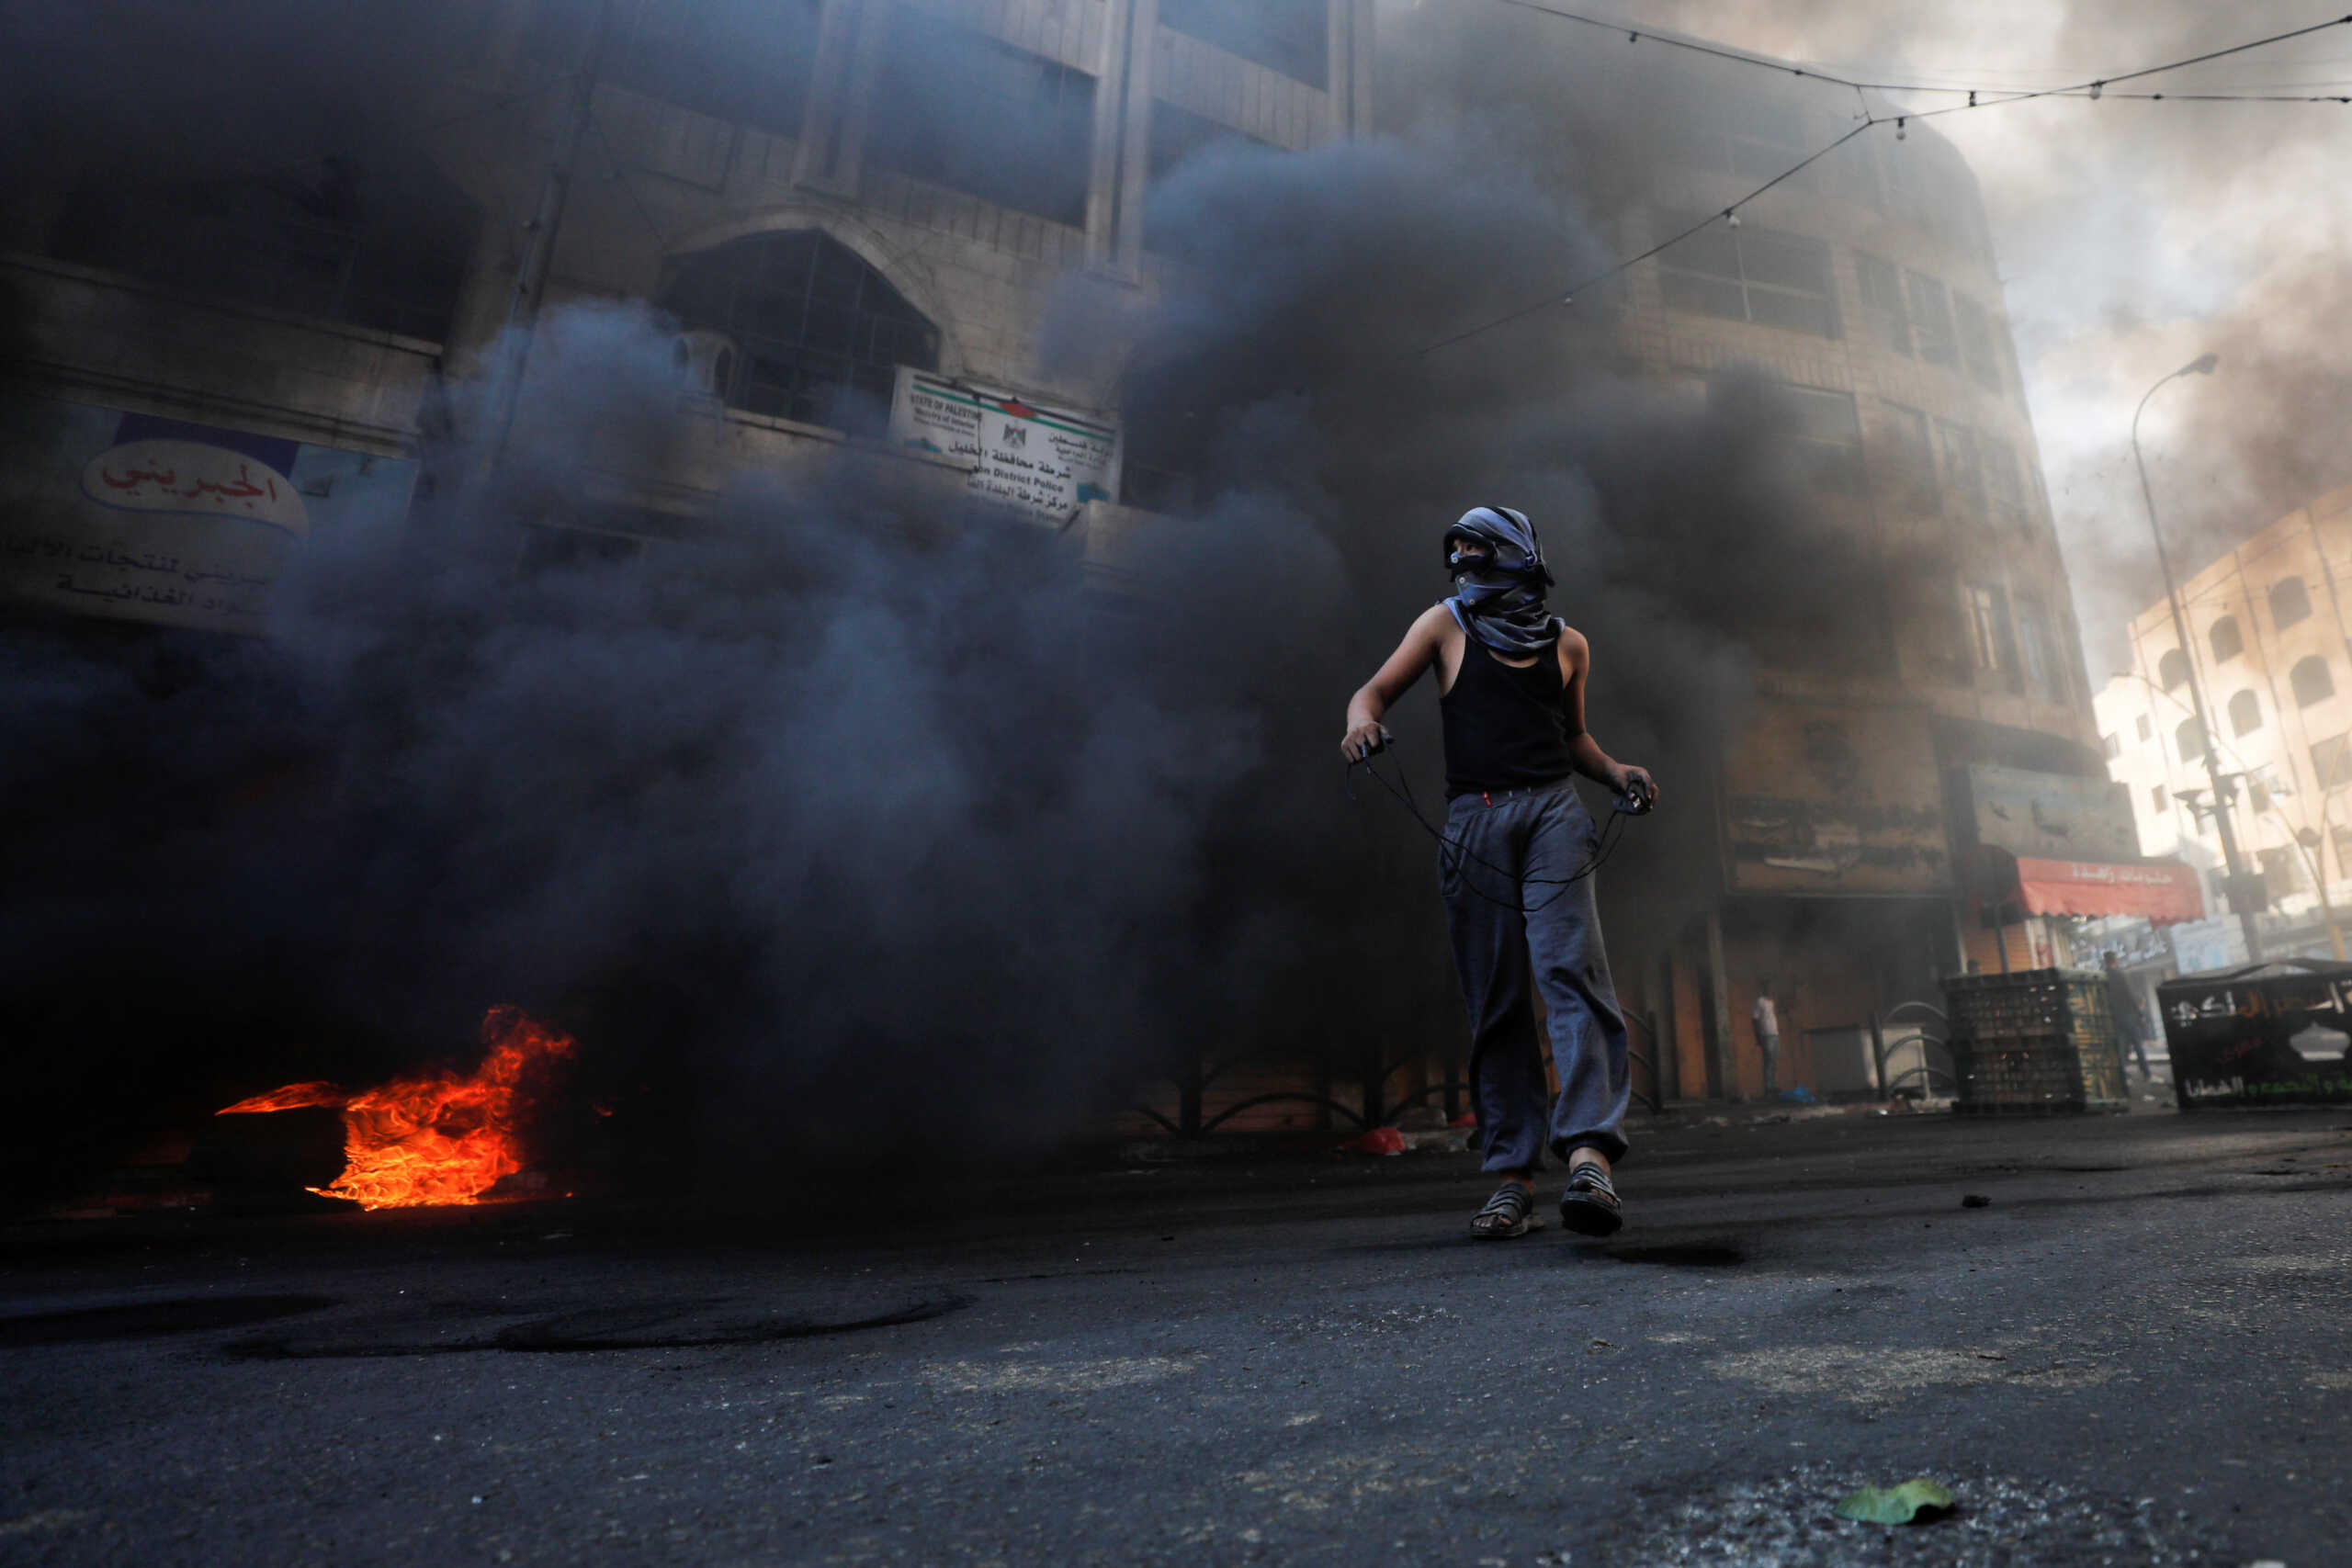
[1340,506,1657,1239]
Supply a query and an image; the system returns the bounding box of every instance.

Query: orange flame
[217,1008,575,1211]
[217,1080,346,1115]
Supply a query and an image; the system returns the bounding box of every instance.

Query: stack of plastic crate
[1941,968,2128,1114]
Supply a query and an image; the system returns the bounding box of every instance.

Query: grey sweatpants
[1440,781,1631,1171]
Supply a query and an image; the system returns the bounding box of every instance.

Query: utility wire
[1488,0,2352,100]
[1422,10,2352,356]
[591,114,685,255]
[1419,122,1875,355]
[2042,87,2352,102]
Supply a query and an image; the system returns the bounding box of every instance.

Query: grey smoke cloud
[1108,81,1927,961]
[2,299,1298,1201]
[1592,0,2352,666]
[0,0,2124,1203]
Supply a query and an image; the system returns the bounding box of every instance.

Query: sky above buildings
[1389,0,2352,676]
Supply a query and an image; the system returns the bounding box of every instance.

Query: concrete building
[1133,24,2158,1122]
[1470,40,2156,1105]
[3,4,2146,1122]
[3,0,1376,633]
[2095,483,2352,973]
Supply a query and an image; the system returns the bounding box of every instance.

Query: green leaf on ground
[1834,1478,1955,1524]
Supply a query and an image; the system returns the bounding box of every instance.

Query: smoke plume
[3,0,2005,1206]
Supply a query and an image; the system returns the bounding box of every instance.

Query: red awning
[2011,855,2205,925]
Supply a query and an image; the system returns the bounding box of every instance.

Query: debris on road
[1834,1477,1954,1525]
[1961,1193,1992,1208]
[1626,1465,2222,1564]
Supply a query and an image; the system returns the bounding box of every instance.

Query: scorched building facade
[2,3,2146,1123]
[1406,20,2163,1106]
[2,0,1377,617]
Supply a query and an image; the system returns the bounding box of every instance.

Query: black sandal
[1470,1183,1541,1239]
[1559,1162,1623,1237]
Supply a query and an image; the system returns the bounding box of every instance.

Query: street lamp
[2132,352,2265,961]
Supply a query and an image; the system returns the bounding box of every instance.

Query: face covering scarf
[1444,505,1558,659]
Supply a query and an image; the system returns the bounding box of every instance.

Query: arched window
[2291,655,2335,707]
[2228,689,2263,737]
[661,230,942,433]
[2157,648,2191,690]
[2271,577,2312,630]
[2176,716,2205,762]
[2209,616,2244,662]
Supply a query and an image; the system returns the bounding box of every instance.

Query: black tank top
[1440,613,1575,798]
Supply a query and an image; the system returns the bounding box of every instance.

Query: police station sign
[888,369,1120,522]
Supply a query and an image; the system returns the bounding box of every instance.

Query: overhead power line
[1487,0,2352,101]
[1419,123,1874,355]
[1422,9,2352,355]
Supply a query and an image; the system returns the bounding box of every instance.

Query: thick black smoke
[1097,9,1930,964]
[3,294,1323,1203]
[3,0,1937,1208]
[1624,0,2352,669]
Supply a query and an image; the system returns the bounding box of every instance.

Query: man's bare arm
[1341,604,1453,761]
[1557,626,1660,804]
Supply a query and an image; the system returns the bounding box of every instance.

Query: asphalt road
[5,1107,2349,1567]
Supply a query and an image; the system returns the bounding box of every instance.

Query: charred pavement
[5,1109,2349,1566]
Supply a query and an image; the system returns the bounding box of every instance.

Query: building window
[1980,433,2024,525]
[1159,0,1329,87]
[661,230,942,432]
[1856,255,1910,356]
[2150,784,2168,814]
[1905,272,1958,367]
[1723,98,1808,180]
[2102,732,2121,760]
[1656,85,1814,181]
[1658,217,1841,338]
[1773,385,1864,493]
[2176,716,2205,763]
[2228,689,2263,736]
[2260,846,2303,899]
[1952,294,2006,392]
[51,156,476,343]
[2211,616,2245,662]
[867,18,1096,228]
[1148,102,1273,183]
[601,0,820,137]
[2272,577,2313,630]
[1144,102,1273,253]
[2136,714,2154,742]
[2157,648,2191,691]
[2312,733,2352,787]
[2292,655,2335,707]
[1877,402,1936,507]
[2016,593,2059,698]
[1967,582,2016,680]
[1935,420,1984,519]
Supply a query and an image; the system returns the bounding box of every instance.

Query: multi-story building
[2,3,2159,1122]
[3,0,1375,629]
[2095,483,2352,972]
[1469,37,2170,1103]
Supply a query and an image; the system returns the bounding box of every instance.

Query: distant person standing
[1753,982,1781,1098]
[2104,952,2153,1076]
